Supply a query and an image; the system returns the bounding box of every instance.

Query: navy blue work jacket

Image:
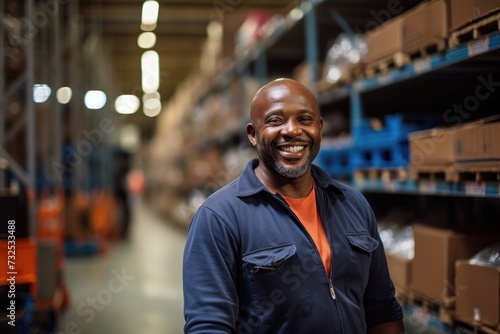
[183,159,403,333]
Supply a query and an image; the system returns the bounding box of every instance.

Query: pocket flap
[346,233,379,253]
[243,244,296,266]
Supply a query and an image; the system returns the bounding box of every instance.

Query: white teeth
[281,146,305,153]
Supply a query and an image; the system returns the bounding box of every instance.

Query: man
[183,78,404,333]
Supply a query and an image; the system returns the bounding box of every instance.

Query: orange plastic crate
[37,198,64,241]
[0,238,37,296]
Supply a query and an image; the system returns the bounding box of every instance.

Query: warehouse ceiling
[67,0,424,139]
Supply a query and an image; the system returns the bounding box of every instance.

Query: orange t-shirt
[283,184,331,274]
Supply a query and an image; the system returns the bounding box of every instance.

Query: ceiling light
[143,100,161,117]
[142,1,159,29]
[84,90,107,109]
[115,95,140,114]
[141,50,159,94]
[119,124,141,153]
[138,32,156,49]
[207,21,222,39]
[33,84,51,103]
[56,87,72,104]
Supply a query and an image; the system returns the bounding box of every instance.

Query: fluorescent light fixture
[143,100,161,117]
[141,50,160,94]
[33,84,51,103]
[56,87,72,104]
[143,91,160,103]
[290,8,304,21]
[326,67,342,83]
[143,97,160,110]
[142,1,159,29]
[138,32,156,49]
[119,124,141,153]
[207,21,222,38]
[115,95,140,114]
[84,90,107,109]
[143,91,161,117]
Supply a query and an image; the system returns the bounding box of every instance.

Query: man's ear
[246,123,257,147]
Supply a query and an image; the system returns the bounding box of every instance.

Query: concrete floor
[57,200,186,334]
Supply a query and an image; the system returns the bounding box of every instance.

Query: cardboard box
[403,0,448,54]
[386,252,413,294]
[365,16,404,64]
[293,61,324,86]
[448,0,500,31]
[408,127,456,167]
[454,120,500,167]
[455,260,500,328]
[411,224,499,305]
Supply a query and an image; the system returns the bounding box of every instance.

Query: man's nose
[280,119,303,137]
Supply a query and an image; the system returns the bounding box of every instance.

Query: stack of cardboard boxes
[385,224,500,331]
[363,0,500,66]
[408,116,500,180]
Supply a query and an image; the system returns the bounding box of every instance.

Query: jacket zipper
[274,193,336,299]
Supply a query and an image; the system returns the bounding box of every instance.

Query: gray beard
[259,146,312,179]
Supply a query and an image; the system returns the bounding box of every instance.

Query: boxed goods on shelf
[293,61,324,87]
[408,116,500,169]
[364,16,404,64]
[408,126,456,167]
[455,242,500,329]
[321,33,367,85]
[455,260,500,329]
[380,224,414,294]
[386,253,413,294]
[411,224,499,307]
[448,0,500,31]
[235,11,275,57]
[403,0,448,54]
[454,118,500,168]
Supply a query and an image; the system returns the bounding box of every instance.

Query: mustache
[276,138,313,145]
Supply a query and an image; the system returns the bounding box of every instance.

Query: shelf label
[383,180,397,192]
[377,74,394,86]
[466,181,486,196]
[468,36,489,57]
[419,180,436,193]
[413,58,431,74]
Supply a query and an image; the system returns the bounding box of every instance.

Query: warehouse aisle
[57,200,187,334]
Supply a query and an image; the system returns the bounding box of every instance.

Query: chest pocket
[243,243,312,324]
[345,232,379,305]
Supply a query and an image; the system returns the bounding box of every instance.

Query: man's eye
[267,118,283,124]
[300,117,313,123]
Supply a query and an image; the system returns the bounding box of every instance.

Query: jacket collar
[236,158,345,198]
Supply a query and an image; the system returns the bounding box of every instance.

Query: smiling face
[247,79,323,180]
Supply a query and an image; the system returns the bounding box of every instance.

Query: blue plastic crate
[351,142,410,168]
[353,114,420,149]
[315,147,353,177]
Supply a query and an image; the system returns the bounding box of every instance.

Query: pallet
[405,38,447,61]
[449,11,500,48]
[410,165,500,183]
[364,51,409,77]
[354,167,409,183]
[452,314,500,334]
[405,290,455,326]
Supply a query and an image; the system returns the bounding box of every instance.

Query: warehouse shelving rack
[1,1,122,332]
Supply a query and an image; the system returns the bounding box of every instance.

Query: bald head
[250,78,319,123]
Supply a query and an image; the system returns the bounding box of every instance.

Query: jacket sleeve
[183,206,240,333]
[362,201,404,328]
